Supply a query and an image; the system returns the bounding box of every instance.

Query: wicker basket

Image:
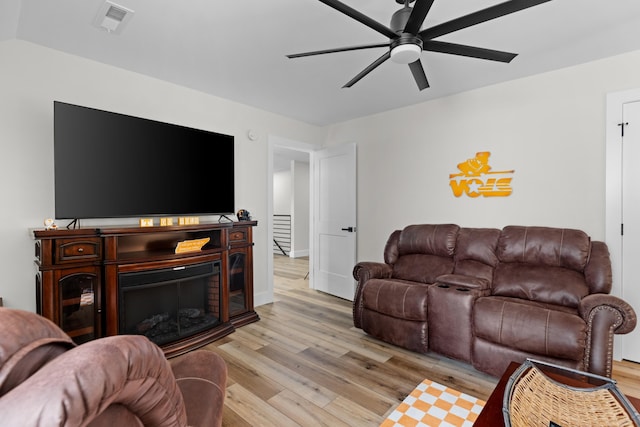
[503,359,640,427]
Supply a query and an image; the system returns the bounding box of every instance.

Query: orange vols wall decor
[449,152,514,198]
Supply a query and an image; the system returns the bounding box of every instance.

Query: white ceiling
[3,0,640,126]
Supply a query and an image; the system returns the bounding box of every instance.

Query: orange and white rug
[381,379,486,427]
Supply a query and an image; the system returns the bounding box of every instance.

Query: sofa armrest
[578,294,637,377]
[0,308,76,398]
[579,294,637,334]
[0,335,188,427]
[170,350,227,427]
[352,262,392,329]
[353,262,392,282]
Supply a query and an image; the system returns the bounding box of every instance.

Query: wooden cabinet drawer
[229,229,248,244]
[56,238,101,263]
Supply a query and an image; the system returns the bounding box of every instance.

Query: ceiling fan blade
[419,0,552,40]
[424,40,517,62]
[404,0,435,35]
[287,43,389,59]
[343,51,391,88]
[317,0,398,39]
[408,59,429,90]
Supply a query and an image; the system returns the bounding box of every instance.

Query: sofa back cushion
[397,224,459,257]
[584,241,613,294]
[454,228,500,283]
[384,230,402,265]
[391,224,458,283]
[497,226,591,270]
[393,254,456,283]
[493,226,591,307]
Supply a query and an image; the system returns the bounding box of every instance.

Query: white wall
[6,37,640,311]
[325,49,640,264]
[291,160,310,257]
[0,39,325,311]
[272,161,309,257]
[273,170,292,215]
[272,168,292,256]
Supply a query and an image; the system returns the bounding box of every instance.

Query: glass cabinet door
[228,251,247,316]
[59,271,98,344]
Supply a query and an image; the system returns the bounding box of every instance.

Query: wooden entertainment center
[34,220,258,357]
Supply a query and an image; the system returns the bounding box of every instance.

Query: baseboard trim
[254,290,273,307]
[289,249,309,258]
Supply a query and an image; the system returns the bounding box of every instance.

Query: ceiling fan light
[390,44,421,64]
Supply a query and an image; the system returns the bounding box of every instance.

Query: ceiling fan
[287,0,552,90]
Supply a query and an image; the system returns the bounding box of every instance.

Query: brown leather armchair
[0,307,227,427]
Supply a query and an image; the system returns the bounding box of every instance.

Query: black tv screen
[54,101,234,219]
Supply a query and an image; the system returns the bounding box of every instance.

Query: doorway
[267,136,316,304]
[267,137,358,303]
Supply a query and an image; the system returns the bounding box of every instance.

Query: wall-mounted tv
[54,101,234,219]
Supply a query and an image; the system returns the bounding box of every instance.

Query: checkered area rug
[381,379,486,427]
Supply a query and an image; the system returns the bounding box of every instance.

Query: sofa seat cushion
[474,297,586,361]
[362,279,430,321]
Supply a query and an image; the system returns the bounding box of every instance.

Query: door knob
[341,227,355,232]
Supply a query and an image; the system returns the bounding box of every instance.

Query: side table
[474,361,640,427]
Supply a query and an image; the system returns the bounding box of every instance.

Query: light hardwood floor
[204,255,640,426]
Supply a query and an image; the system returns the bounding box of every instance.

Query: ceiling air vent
[94,1,134,34]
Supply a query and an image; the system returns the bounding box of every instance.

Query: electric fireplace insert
[118,261,221,346]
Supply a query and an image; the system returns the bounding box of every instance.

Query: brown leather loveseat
[0,307,227,426]
[353,224,637,377]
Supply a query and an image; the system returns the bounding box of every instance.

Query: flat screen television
[54,101,234,219]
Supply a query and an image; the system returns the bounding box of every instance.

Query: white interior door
[622,101,640,363]
[313,143,357,300]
